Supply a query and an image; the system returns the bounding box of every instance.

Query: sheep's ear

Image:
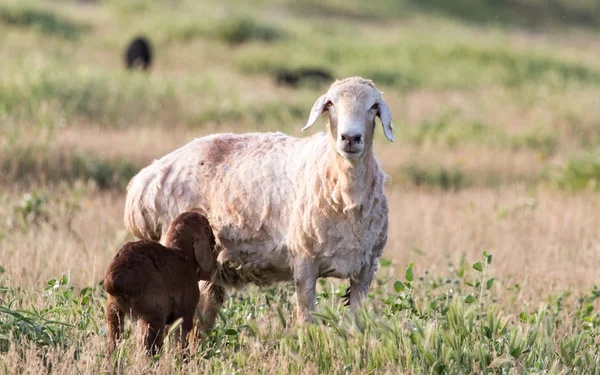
[377,99,395,142]
[302,94,329,131]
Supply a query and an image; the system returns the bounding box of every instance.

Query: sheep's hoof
[340,286,351,306]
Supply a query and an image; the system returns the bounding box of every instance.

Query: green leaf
[519,311,528,322]
[379,258,392,267]
[405,264,414,282]
[486,278,494,290]
[394,281,406,292]
[483,326,492,339]
[509,348,521,358]
[225,328,238,336]
[411,247,426,256]
[409,333,421,345]
[464,295,476,304]
[487,254,493,264]
[433,362,446,375]
[473,262,483,272]
[277,305,287,329]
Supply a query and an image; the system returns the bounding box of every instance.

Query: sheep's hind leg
[195,281,226,335]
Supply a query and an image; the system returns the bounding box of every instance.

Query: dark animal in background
[104,211,217,356]
[275,68,333,88]
[124,36,153,71]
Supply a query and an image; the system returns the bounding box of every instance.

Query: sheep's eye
[371,103,379,111]
[325,101,333,109]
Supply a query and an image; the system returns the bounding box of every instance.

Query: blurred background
[1,0,600,299]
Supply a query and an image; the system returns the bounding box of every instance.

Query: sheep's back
[126,132,325,251]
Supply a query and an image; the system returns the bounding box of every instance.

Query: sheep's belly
[317,242,369,279]
[218,240,293,286]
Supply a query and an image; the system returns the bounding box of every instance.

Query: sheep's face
[302,77,394,160]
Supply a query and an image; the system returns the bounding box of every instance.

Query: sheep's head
[165,211,217,281]
[302,77,394,160]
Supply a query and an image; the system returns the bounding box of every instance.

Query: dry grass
[386,187,600,301]
[2,184,598,304]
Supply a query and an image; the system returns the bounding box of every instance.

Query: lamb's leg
[294,259,318,324]
[195,281,226,334]
[141,318,165,356]
[106,297,124,355]
[173,312,194,351]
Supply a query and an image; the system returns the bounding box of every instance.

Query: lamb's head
[302,77,394,160]
[164,211,217,280]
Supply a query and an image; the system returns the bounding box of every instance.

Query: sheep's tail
[123,168,163,242]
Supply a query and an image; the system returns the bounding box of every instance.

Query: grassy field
[2,0,600,373]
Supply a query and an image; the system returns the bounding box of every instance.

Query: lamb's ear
[302,94,329,131]
[194,235,215,280]
[377,99,395,142]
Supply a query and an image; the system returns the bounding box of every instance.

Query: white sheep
[124,77,394,326]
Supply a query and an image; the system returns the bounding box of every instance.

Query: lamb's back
[104,241,193,298]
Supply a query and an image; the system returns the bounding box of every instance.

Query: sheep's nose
[340,133,362,145]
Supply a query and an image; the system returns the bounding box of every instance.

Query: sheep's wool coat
[126,101,389,287]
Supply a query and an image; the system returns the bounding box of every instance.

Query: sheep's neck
[321,142,377,216]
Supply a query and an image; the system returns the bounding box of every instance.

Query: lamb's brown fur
[104,211,217,356]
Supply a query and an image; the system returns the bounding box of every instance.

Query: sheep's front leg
[349,259,377,311]
[294,258,318,324]
[348,226,387,310]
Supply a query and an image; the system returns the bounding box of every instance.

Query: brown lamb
[104,211,217,356]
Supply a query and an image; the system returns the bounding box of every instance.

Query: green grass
[0,62,175,129]
[0,3,90,41]
[213,15,285,45]
[402,164,466,191]
[1,145,139,190]
[552,153,600,192]
[407,0,600,29]
[2,253,599,373]
[399,114,558,155]
[287,0,600,28]
[236,37,600,91]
